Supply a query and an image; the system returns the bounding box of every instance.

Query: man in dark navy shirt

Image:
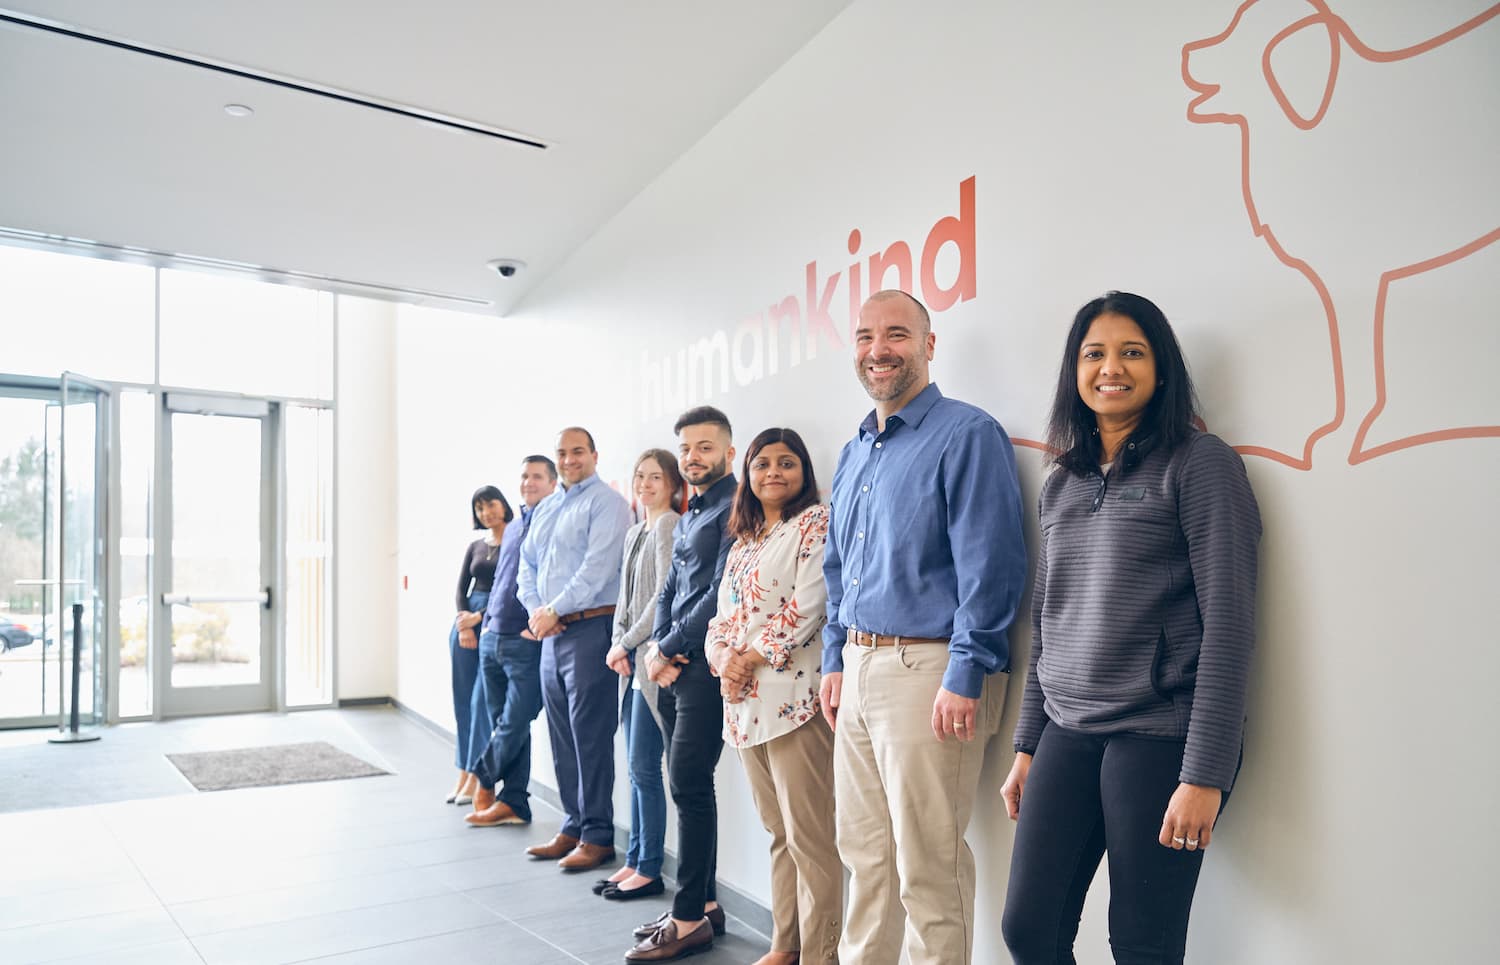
[467,455,556,827]
[624,406,736,962]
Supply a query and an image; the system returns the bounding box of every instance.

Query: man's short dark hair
[557,426,597,452]
[523,454,558,480]
[673,405,732,437]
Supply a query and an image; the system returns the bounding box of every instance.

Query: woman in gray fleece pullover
[1001,292,1261,965]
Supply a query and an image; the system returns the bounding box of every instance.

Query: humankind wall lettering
[637,177,976,421]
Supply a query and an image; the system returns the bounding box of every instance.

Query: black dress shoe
[603,877,665,901]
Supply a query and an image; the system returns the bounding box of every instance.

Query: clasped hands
[455,610,482,649]
[708,643,766,703]
[527,605,561,640]
[643,642,690,686]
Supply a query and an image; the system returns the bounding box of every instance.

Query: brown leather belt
[560,605,615,626]
[846,628,947,648]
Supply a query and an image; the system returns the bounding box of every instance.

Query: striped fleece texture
[1013,431,1261,790]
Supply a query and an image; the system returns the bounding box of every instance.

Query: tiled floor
[0,707,771,964]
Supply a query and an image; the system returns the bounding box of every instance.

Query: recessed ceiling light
[223,103,254,117]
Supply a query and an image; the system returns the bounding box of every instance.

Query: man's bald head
[863,289,931,334]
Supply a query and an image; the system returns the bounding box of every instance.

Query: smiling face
[555,429,598,488]
[1077,312,1158,434]
[677,423,733,492]
[748,442,804,517]
[633,455,674,514]
[853,294,934,409]
[474,498,508,531]
[519,460,556,508]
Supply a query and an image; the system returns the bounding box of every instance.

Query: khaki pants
[739,714,842,963]
[834,642,1006,965]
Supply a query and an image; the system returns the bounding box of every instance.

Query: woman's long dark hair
[1044,291,1199,475]
[728,428,821,540]
[470,485,514,529]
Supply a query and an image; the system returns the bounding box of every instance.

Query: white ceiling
[0,1,850,314]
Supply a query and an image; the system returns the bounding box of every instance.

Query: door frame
[0,374,110,730]
[152,391,280,717]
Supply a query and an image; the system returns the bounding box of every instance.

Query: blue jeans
[621,675,666,878]
[448,589,489,770]
[539,614,618,846]
[470,630,545,821]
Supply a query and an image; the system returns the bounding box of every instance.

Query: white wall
[334,296,397,700]
[392,2,1500,961]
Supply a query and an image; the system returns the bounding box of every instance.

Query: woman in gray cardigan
[600,448,683,900]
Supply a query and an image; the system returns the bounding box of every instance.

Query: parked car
[0,616,35,652]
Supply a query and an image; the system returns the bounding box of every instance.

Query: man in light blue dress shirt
[820,290,1027,964]
[517,427,633,872]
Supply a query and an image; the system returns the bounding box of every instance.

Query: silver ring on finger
[1186,838,1200,849]
[1171,835,1186,845]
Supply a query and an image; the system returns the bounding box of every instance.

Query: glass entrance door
[156,394,274,716]
[0,376,107,729]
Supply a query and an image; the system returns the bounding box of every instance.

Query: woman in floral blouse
[707,427,842,965]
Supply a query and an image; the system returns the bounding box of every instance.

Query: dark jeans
[1001,721,1231,965]
[656,654,723,921]
[539,615,618,846]
[470,630,545,821]
[448,589,489,770]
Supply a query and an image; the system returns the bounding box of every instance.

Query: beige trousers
[739,714,843,963]
[833,642,1006,965]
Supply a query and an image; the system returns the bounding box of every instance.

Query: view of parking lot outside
[2,245,335,723]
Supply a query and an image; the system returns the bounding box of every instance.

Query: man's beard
[685,455,728,488]
[858,357,917,402]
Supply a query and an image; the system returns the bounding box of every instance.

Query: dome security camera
[487,258,526,278]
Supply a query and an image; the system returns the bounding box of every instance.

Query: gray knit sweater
[1013,431,1261,791]
[613,511,680,723]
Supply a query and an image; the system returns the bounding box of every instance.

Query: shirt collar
[561,473,600,497]
[687,473,737,512]
[859,382,943,439]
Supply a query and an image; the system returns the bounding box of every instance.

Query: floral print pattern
[707,503,829,748]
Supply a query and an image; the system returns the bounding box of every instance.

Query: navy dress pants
[538,614,618,847]
[471,631,545,822]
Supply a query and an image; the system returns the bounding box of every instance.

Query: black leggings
[1001,722,1230,965]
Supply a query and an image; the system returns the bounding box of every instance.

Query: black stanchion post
[49,601,101,744]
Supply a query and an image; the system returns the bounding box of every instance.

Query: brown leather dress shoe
[525,832,579,860]
[633,906,725,939]
[471,786,495,813]
[624,919,713,961]
[466,800,527,827]
[557,841,616,872]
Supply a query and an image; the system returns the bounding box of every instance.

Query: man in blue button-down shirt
[467,455,557,828]
[517,427,633,872]
[821,290,1027,965]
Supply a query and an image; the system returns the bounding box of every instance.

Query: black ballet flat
[603,878,666,901]
[591,877,615,895]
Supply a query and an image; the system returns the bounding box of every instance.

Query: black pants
[1002,722,1230,965]
[655,654,723,921]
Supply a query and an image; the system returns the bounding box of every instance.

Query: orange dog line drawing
[1183,0,1500,468]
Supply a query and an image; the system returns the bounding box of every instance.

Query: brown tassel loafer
[624,919,713,961]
